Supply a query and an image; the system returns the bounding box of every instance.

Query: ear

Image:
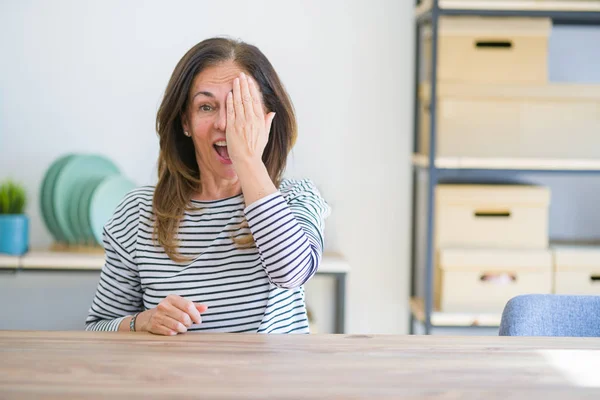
[181,112,190,134]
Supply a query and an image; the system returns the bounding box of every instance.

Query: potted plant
[0,180,28,255]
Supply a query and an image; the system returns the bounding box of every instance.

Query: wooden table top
[2,331,600,399]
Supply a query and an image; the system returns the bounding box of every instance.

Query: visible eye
[200,104,214,112]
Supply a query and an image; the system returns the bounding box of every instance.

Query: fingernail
[241,72,246,78]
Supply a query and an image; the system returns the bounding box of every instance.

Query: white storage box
[436,248,553,313]
[423,16,551,84]
[436,185,550,249]
[554,245,600,295]
[419,83,600,159]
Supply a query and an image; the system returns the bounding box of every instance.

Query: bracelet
[130,312,141,332]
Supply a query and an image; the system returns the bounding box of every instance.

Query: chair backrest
[499,294,600,337]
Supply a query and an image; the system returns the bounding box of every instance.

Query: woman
[85,37,330,335]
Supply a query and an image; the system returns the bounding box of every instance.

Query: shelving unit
[410,0,600,334]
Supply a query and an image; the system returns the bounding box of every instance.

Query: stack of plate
[40,154,137,247]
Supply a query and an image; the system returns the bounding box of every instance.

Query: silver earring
[184,131,191,137]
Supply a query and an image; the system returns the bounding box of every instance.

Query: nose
[214,106,227,131]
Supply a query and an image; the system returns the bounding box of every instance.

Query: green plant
[0,180,27,214]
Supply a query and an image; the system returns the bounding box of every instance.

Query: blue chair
[499,294,600,337]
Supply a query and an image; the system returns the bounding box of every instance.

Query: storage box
[423,16,551,84]
[436,248,553,313]
[419,83,600,159]
[554,245,600,295]
[436,185,550,249]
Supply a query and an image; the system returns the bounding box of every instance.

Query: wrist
[233,156,264,173]
[134,310,150,332]
[233,157,270,185]
[233,157,277,207]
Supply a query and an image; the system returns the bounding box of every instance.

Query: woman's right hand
[136,294,209,336]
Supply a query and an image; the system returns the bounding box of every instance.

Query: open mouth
[213,141,231,163]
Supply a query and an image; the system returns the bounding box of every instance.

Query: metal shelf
[409,0,600,335]
[410,297,501,328]
[412,154,600,176]
[416,0,600,23]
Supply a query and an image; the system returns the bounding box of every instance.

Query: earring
[184,131,191,137]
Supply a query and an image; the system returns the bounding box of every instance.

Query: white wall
[0,0,414,334]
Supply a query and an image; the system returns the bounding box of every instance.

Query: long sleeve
[244,179,331,289]
[85,190,143,331]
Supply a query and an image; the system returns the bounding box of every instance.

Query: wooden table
[2,332,600,399]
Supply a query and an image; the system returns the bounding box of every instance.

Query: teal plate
[89,175,137,245]
[53,155,120,245]
[40,154,75,243]
[75,177,105,245]
[68,176,104,245]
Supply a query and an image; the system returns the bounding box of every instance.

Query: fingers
[240,72,255,118]
[149,295,210,336]
[233,76,245,122]
[159,314,189,333]
[147,313,185,335]
[166,294,202,324]
[153,325,178,336]
[226,91,235,131]
[195,303,209,313]
[143,308,180,336]
[248,75,265,118]
[167,303,194,327]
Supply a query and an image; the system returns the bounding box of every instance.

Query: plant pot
[0,214,29,255]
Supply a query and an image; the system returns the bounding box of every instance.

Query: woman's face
[183,60,248,181]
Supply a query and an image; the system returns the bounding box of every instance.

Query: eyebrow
[192,91,215,100]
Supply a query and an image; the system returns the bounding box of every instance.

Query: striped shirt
[85,178,331,334]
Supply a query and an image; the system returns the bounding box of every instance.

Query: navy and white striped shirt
[85,179,330,333]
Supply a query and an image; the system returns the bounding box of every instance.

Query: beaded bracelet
[130,312,141,332]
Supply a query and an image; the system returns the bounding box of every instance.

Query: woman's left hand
[226,72,276,166]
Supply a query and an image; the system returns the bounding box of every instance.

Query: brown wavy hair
[154,37,297,262]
